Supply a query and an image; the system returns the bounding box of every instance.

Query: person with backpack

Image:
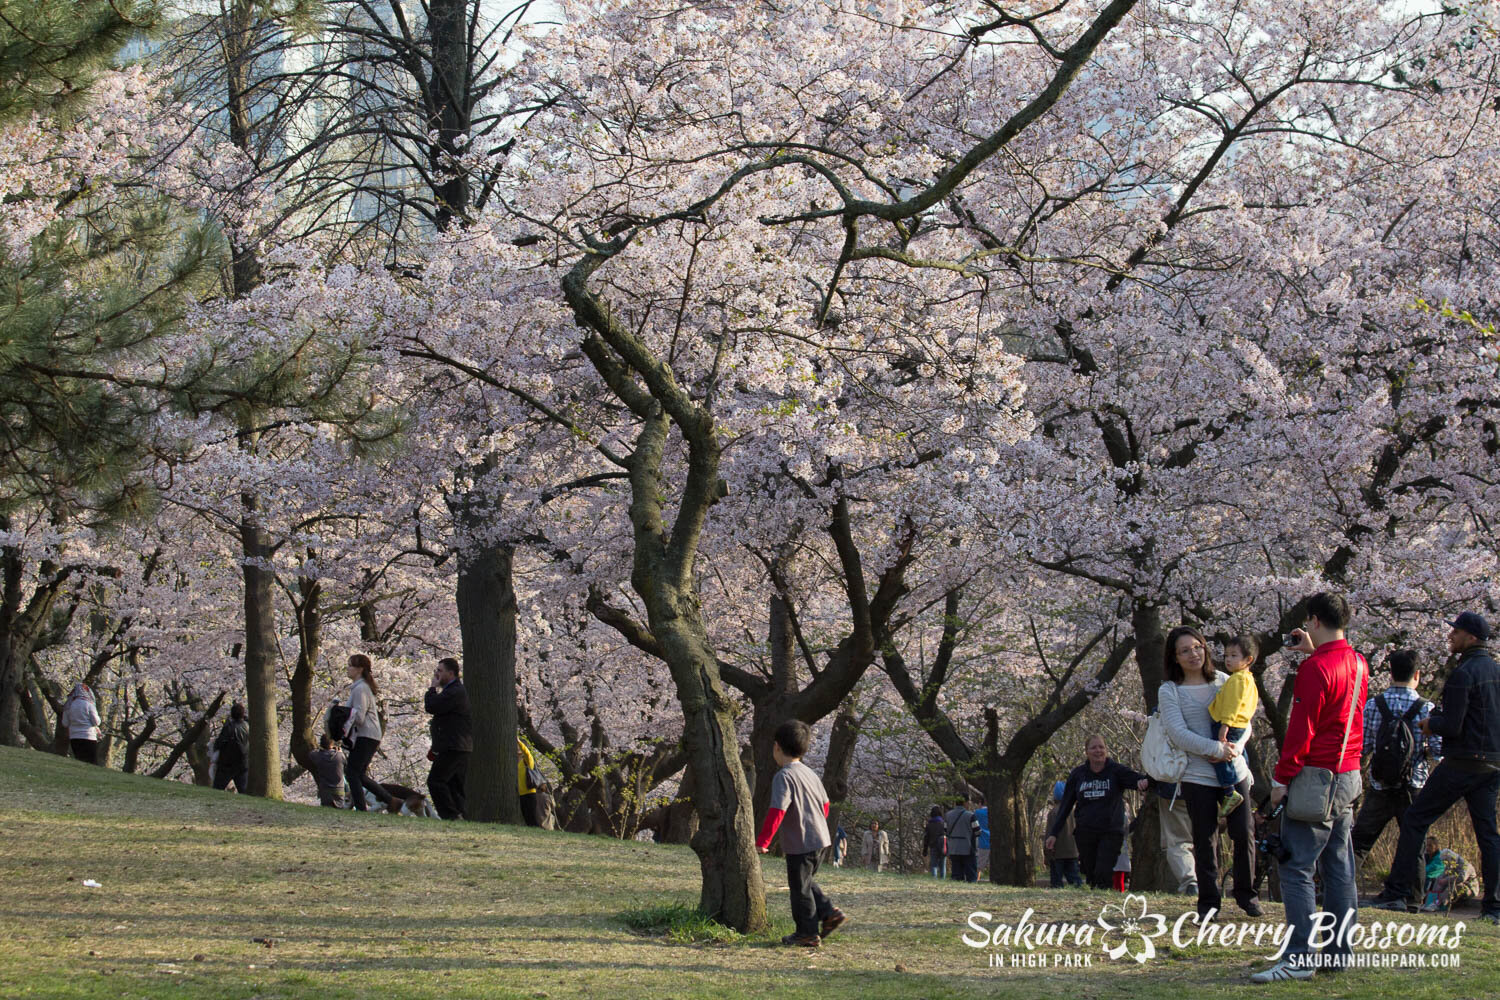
[1253,592,1367,982]
[517,737,544,826]
[922,806,946,878]
[1351,649,1441,907]
[212,702,250,793]
[1369,612,1500,924]
[944,796,982,882]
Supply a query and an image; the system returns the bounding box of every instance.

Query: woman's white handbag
[1142,711,1188,782]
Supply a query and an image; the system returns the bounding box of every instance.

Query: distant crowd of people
[297,653,543,822]
[58,652,547,822]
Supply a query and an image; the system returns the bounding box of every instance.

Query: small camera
[1256,801,1291,863]
[1257,830,1293,865]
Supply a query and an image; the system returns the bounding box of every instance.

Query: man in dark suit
[424,657,472,820]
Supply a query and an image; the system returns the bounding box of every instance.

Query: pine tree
[0,0,220,746]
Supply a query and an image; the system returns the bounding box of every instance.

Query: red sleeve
[822,801,829,818]
[757,808,785,850]
[1274,658,1325,785]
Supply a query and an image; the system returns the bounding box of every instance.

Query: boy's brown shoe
[781,933,822,948]
[820,909,848,939]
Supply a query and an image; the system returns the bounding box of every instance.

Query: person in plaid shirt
[1351,650,1442,905]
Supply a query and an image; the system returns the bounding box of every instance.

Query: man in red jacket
[1252,592,1367,984]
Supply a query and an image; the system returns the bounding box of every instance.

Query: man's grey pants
[1278,771,1361,969]
[1159,793,1197,893]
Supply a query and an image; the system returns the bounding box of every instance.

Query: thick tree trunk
[185,731,214,786]
[748,586,811,827]
[568,262,765,932]
[456,533,521,824]
[748,694,791,832]
[288,575,322,771]
[1130,599,1172,889]
[634,443,765,929]
[0,544,65,747]
[983,766,1035,885]
[239,497,283,799]
[821,703,860,861]
[633,558,765,928]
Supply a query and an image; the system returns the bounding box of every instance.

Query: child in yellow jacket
[1209,634,1259,818]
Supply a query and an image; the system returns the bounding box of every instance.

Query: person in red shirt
[1252,592,1367,984]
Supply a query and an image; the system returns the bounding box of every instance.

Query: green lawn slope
[1,746,1496,999]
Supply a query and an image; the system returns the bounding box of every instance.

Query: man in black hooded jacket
[1370,612,1500,922]
[424,657,472,820]
[212,702,250,793]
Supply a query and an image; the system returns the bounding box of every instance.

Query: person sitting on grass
[1421,838,1450,912]
[308,733,346,808]
[756,720,848,948]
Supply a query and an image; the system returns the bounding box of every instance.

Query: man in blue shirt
[974,800,991,880]
[1351,650,1441,906]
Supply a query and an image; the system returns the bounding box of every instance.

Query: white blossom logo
[1096,894,1168,963]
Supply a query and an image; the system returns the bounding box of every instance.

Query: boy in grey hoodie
[757,721,848,947]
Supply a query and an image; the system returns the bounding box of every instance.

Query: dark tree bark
[665,761,700,844]
[427,0,473,227]
[820,703,861,861]
[239,492,282,799]
[456,523,522,824]
[1129,599,1171,890]
[122,686,156,774]
[287,572,323,771]
[593,505,916,828]
[0,538,75,747]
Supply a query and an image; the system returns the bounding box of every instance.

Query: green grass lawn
[1,746,1497,999]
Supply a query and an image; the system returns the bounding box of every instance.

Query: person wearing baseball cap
[1369,610,1500,923]
[1449,611,1491,643]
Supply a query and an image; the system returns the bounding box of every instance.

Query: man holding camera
[424,656,472,820]
[1369,612,1500,923]
[1252,592,1367,984]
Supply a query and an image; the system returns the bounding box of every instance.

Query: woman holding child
[1157,626,1262,919]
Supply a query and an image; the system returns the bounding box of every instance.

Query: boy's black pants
[786,851,835,937]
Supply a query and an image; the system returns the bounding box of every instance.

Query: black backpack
[326,703,353,749]
[214,719,248,771]
[1369,693,1423,787]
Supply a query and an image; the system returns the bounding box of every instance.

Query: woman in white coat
[342,654,391,811]
[1157,625,1261,920]
[62,682,102,764]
